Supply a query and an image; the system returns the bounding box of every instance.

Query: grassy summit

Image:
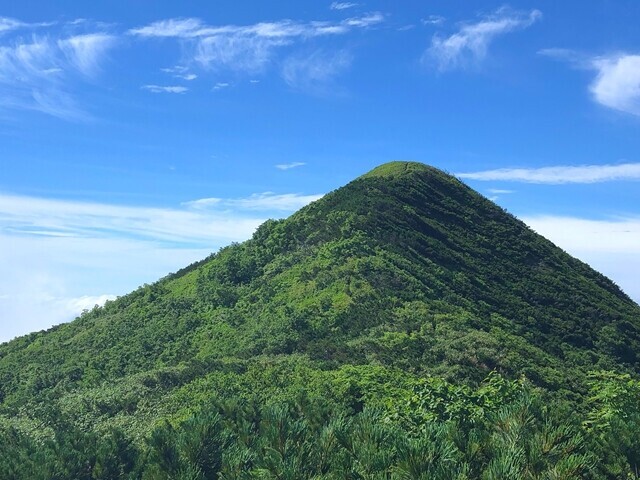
[359,161,436,178]
[1,162,639,477]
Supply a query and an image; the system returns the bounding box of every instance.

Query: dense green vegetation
[1,161,639,478]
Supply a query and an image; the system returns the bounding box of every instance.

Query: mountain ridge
[2,162,638,387]
[2,161,640,477]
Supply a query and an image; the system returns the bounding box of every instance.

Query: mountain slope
[1,161,639,435]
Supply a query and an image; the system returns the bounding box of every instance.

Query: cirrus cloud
[0,24,116,119]
[130,13,383,80]
[281,49,352,94]
[426,7,542,71]
[142,84,188,94]
[330,2,358,11]
[275,162,306,170]
[458,162,640,184]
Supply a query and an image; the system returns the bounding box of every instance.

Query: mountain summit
[1,162,639,456]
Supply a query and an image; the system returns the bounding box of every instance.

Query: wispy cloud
[422,15,445,26]
[130,15,383,40]
[161,65,188,73]
[0,189,321,246]
[537,48,580,62]
[0,16,52,35]
[275,162,306,170]
[58,33,116,76]
[330,2,358,10]
[0,25,116,119]
[281,49,352,93]
[160,65,198,80]
[590,54,640,116]
[343,13,384,28]
[426,7,541,71]
[130,13,383,78]
[184,192,323,211]
[142,84,188,94]
[0,192,276,245]
[129,18,207,38]
[0,17,26,34]
[213,82,230,90]
[458,163,640,184]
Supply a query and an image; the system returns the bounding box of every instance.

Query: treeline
[1,372,638,479]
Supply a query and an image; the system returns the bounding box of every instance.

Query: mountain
[1,161,639,478]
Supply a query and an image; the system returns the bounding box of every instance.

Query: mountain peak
[2,160,640,475]
[359,161,438,179]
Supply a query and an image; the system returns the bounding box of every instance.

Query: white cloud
[228,192,323,210]
[330,2,358,10]
[213,82,230,90]
[487,188,514,194]
[422,15,445,26]
[142,84,188,93]
[537,47,580,62]
[343,13,384,28]
[0,27,115,118]
[0,192,268,244]
[458,163,640,184]
[130,14,383,76]
[184,192,323,211]
[282,49,352,93]
[522,215,640,302]
[539,49,640,117]
[426,7,541,71]
[0,17,26,34]
[0,17,52,35]
[129,15,383,40]
[161,66,198,80]
[590,54,640,116]
[129,17,206,38]
[275,162,306,170]
[196,34,287,73]
[58,33,116,76]
[161,65,188,73]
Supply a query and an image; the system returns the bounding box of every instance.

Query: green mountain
[1,161,639,478]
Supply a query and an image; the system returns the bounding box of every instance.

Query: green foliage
[144,411,225,479]
[388,372,527,434]
[585,371,640,477]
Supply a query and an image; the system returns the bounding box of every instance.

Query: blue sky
[1,1,640,342]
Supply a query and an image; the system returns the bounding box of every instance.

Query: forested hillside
[1,162,639,478]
